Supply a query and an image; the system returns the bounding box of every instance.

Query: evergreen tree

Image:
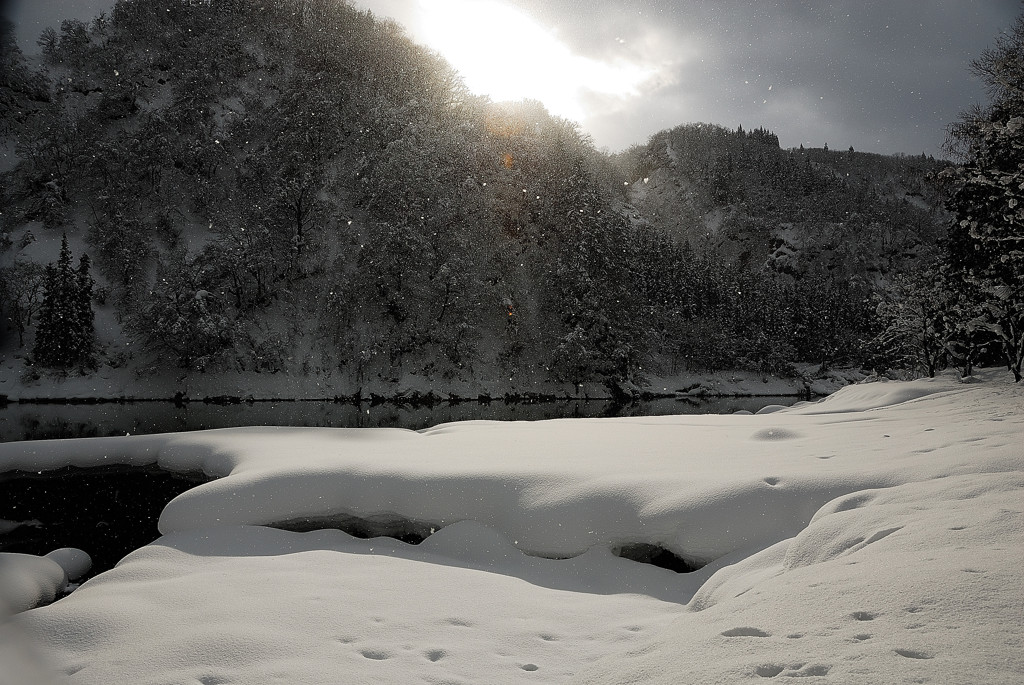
[76,253,96,359]
[32,234,95,368]
[33,263,60,362]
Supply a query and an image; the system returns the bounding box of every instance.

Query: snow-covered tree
[137,251,238,370]
[75,253,96,359]
[0,259,47,347]
[873,272,950,378]
[32,235,95,368]
[939,11,1024,381]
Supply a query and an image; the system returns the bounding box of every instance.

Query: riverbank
[0,358,866,404]
[1,368,1022,683]
[0,394,803,442]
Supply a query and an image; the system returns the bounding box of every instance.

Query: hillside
[0,0,951,397]
[620,124,948,278]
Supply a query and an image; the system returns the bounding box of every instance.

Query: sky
[3,0,1021,156]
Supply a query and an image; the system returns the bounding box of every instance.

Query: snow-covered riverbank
[0,356,866,403]
[1,369,1021,683]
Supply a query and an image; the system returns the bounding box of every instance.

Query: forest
[0,0,1021,394]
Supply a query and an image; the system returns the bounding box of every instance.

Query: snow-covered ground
[0,369,1021,683]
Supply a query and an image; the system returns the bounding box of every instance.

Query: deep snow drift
[0,370,1021,683]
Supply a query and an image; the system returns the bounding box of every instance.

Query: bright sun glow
[415,0,654,121]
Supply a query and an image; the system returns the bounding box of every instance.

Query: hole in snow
[275,517,705,575]
[612,543,702,573]
[271,513,437,545]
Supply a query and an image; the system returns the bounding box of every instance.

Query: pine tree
[32,234,95,368]
[76,253,96,361]
[32,263,59,363]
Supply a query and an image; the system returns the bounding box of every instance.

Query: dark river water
[0,395,799,442]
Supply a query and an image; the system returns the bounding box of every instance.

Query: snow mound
[44,548,92,582]
[0,548,90,616]
[575,472,1024,684]
[15,525,684,685]
[1,371,1022,683]
[0,553,67,616]
[0,372,1019,569]
[786,375,963,414]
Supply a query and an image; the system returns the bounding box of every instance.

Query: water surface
[0,395,800,442]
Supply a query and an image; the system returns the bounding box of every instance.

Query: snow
[0,519,42,535]
[11,525,688,684]
[0,548,89,616]
[578,473,1024,684]
[0,553,67,617]
[0,370,1022,683]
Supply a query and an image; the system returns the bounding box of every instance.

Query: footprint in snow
[755,663,831,678]
[850,611,878,621]
[721,627,771,638]
[755,664,784,678]
[752,428,801,441]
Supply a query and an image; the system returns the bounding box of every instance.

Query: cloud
[7,0,1021,156]
[411,0,663,123]
[462,0,1020,155]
